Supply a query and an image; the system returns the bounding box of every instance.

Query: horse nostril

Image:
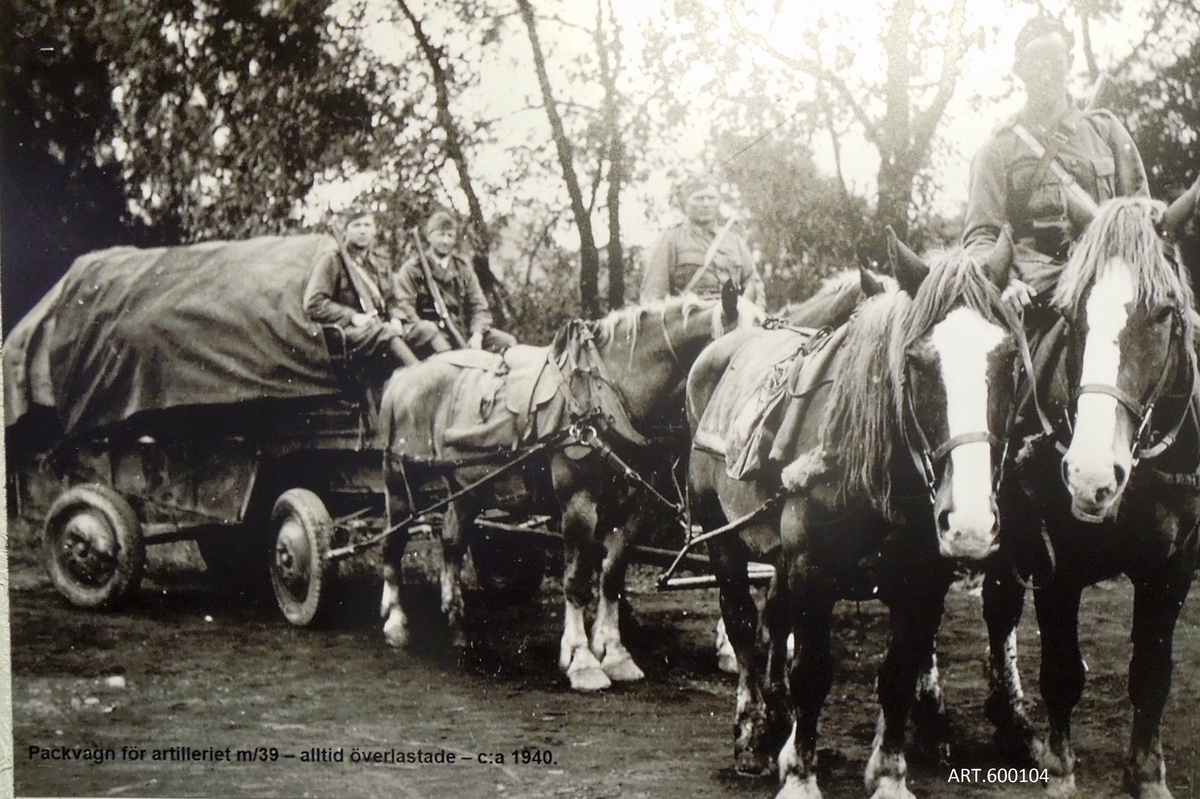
[937,509,951,532]
[1113,464,1127,486]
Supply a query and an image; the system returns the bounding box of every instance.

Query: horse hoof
[734,749,772,777]
[1045,774,1076,799]
[568,667,611,692]
[775,774,822,799]
[1127,782,1173,799]
[601,656,645,682]
[718,652,738,674]
[382,617,409,649]
[868,775,916,799]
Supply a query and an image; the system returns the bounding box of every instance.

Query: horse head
[893,230,1018,560]
[1052,197,1196,521]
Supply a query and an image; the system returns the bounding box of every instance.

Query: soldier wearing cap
[639,176,765,309]
[394,211,517,358]
[963,16,1148,312]
[303,204,417,370]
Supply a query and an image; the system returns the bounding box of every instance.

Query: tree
[652,0,973,248]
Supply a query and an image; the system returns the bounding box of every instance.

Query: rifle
[410,229,469,350]
[329,226,382,317]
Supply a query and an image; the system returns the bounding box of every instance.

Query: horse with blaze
[982,193,1200,799]
[376,288,761,691]
[687,233,1022,799]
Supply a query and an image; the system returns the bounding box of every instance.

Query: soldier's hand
[468,332,484,350]
[350,313,373,328]
[1000,279,1036,312]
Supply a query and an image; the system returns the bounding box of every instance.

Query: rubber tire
[268,488,334,627]
[43,483,145,609]
[470,529,547,605]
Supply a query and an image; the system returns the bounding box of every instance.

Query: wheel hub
[274,518,311,593]
[60,512,117,585]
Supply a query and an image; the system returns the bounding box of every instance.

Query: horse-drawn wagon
[2,234,547,626]
[2,234,748,634]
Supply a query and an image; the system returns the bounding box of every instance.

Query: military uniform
[963,101,1148,295]
[394,251,516,356]
[303,242,410,368]
[639,221,765,308]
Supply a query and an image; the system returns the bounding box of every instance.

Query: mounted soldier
[962,16,1148,316]
[639,175,766,310]
[394,211,517,359]
[303,205,418,373]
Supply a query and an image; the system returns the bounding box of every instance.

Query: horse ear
[981,225,1013,289]
[1163,175,1200,240]
[720,279,739,324]
[859,268,885,297]
[886,225,928,295]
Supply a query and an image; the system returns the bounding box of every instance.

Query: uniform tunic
[303,243,405,357]
[394,251,493,337]
[963,101,1148,295]
[639,221,765,308]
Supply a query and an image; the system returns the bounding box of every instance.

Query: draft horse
[688,234,1021,799]
[982,195,1200,799]
[377,289,761,691]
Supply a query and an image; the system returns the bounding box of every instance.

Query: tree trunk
[517,0,602,318]
[595,0,625,309]
[395,0,511,322]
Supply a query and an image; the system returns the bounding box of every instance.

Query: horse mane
[782,269,899,326]
[818,248,1011,515]
[817,290,910,515]
[1053,196,1195,317]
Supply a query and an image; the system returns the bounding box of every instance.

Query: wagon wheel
[268,488,335,626]
[43,483,146,609]
[469,528,547,605]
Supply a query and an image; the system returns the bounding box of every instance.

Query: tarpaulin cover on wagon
[3,235,343,437]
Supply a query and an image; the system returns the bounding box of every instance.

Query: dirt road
[8,521,1200,799]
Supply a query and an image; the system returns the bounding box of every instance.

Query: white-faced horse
[983,195,1200,799]
[688,234,1022,799]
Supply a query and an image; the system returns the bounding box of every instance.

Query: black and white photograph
[3,1,1200,797]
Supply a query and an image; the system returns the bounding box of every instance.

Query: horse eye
[1153,307,1173,324]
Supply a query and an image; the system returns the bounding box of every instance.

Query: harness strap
[1075,382,1146,419]
[930,431,996,464]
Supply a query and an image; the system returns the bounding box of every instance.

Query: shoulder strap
[1011,122,1101,219]
[683,218,738,294]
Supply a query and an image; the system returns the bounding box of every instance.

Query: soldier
[639,176,765,309]
[303,205,418,371]
[394,211,517,358]
[963,16,1148,313]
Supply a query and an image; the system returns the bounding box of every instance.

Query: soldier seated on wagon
[303,205,419,378]
[394,211,517,360]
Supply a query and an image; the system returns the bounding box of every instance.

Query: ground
[7,519,1200,799]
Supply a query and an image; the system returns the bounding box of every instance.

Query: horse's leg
[381,529,411,648]
[982,562,1038,760]
[591,505,645,682]
[776,499,836,799]
[1123,563,1194,799]
[715,616,739,674]
[1033,583,1085,798]
[710,532,773,776]
[865,564,951,799]
[910,643,951,767]
[440,500,471,650]
[761,567,794,757]
[557,483,610,692]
